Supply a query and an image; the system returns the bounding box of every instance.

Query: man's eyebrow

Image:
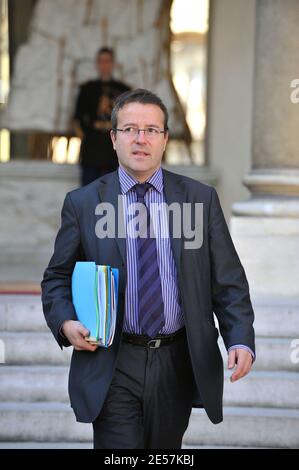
[121,122,137,127]
[121,122,161,129]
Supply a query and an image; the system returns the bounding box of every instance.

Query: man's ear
[110,129,116,150]
[163,131,169,151]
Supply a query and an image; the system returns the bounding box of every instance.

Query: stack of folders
[71,261,119,347]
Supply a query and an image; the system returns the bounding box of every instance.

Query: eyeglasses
[113,126,167,139]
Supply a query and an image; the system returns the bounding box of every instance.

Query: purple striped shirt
[118,165,184,335]
[117,165,255,359]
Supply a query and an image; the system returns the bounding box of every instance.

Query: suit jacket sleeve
[41,192,82,349]
[208,188,255,355]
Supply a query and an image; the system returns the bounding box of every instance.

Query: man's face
[110,102,168,182]
[96,53,114,78]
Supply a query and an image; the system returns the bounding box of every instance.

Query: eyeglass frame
[112,126,168,139]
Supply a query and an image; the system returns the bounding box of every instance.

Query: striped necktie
[135,183,165,338]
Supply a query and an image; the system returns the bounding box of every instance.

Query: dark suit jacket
[41,169,255,424]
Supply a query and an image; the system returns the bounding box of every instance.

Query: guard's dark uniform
[74,79,130,185]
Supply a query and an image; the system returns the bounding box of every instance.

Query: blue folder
[71,261,119,347]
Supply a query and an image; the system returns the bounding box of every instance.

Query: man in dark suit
[41,88,255,449]
[73,47,130,186]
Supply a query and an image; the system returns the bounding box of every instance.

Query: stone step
[1,295,299,338]
[0,366,69,402]
[184,407,299,449]
[0,295,47,332]
[1,366,298,409]
[0,332,72,365]
[0,442,263,449]
[1,331,297,372]
[0,402,92,442]
[219,337,299,372]
[0,402,298,448]
[223,370,299,408]
[0,442,93,449]
[251,297,299,338]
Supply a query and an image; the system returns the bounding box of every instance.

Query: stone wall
[1,0,188,139]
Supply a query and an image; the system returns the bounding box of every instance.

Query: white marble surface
[1,0,186,136]
[231,215,299,298]
[0,161,80,282]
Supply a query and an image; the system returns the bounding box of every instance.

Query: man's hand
[228,348,253,382]
[61,320,98,352]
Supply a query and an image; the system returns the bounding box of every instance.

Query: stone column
[8,0,37,159]
[231,0,299,298]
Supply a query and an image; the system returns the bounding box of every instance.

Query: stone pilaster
[231,0,299,298]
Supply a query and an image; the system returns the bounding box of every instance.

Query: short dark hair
[97,47,114,60]
[111,88,169,131]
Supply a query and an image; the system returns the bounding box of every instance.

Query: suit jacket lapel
[162,169,185,276]
[97,168,186,272]
[97,171,126,265]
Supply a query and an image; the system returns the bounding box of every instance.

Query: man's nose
[135,129,147,143]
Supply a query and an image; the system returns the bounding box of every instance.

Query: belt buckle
[147,339,161,349]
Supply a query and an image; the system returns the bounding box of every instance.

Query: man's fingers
[64,321,98,351]
[73,331,98,351]
[231,364,247,382]
[74,339,98,352]
[230,350,252,382]
[78,325,90,338]
[228,349,236,369]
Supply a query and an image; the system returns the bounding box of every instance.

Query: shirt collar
[118,166,163,195]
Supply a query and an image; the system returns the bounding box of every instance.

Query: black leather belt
[121,327,186,349]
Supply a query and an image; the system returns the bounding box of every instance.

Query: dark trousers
[92,329,197,449]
